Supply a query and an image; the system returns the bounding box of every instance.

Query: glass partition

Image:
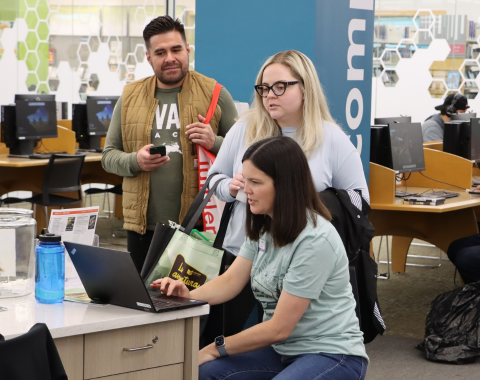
[0,0,196,111]
[372,1,480,124]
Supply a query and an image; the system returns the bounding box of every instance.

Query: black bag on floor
[417,281,480,364]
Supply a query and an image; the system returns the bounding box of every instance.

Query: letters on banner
[197,145,225,234]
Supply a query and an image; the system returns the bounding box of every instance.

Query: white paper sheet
[0,229,16,277]
[48,206,99,245]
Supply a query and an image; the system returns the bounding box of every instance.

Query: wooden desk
[370,153,480,272]
[370,186,480,272]
[0,292,208,380]
[0,154,122,234]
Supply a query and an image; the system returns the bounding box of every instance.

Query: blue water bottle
[35,233,65,304]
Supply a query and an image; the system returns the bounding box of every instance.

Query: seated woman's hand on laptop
[150,278,190,298]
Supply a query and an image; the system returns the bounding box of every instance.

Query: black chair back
[42,154,86,205]
[0,323,67,380]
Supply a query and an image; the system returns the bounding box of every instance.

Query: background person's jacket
[421,113,444,143]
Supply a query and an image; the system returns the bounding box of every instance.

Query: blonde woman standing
[209,50,369,256]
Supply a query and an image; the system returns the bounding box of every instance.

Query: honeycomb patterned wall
[372,9,480,123]
[18,0,50,94]
[0,0,196,108]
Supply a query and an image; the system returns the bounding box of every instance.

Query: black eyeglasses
[254,81,299,97]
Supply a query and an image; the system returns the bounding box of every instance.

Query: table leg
[391,237,414,273]
[370,208,478,273]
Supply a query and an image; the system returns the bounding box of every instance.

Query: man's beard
[155,63,189,86]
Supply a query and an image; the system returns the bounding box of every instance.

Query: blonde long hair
[244,50,341,159]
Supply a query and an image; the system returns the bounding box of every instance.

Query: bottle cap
[38,233,62,242]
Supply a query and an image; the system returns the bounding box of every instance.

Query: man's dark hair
[143,15,186,50]
[242,136,332,247]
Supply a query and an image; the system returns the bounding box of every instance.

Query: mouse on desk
[467,189,480,195]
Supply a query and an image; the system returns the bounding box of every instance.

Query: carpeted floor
[366,236,480,379]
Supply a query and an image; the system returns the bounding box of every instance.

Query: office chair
[0,192,33,208]
[1,154,87,225]
[0,323,67,380]
[84,184,122,218]
[375,236,448,280]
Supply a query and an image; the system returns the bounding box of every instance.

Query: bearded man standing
[102,16,237,272]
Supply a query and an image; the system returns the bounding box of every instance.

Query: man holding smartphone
[102,16,237,272]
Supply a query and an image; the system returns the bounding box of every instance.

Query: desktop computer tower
[72,103,89,149]
[444,121,471,160]
[370,125,393,169]
[1,105,17,147]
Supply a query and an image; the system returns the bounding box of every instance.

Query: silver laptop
[64,242,208,313]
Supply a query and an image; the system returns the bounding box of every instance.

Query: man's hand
[229,172,245,198]
[199,344,220,366]
[186,114,216,151]
[137,144,170,172]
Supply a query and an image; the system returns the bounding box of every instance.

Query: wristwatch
[214,335,228,357]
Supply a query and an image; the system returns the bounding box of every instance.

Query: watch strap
[217,344,228,357]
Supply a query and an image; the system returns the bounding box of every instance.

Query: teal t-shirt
[239,214,368,361]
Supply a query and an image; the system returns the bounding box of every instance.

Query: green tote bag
[142,174,234,291]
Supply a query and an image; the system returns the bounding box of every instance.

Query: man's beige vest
[120,71,222,234]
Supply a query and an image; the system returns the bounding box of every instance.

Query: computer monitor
[389,122,425,173]
[444,119,480,162]
[450,112,477,121]
[3,94,58,156]
[374,116,412,125]
[370,123,425,174]
[86,96,118,151]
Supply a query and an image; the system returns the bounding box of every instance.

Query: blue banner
[196,0,374,180]
[314,0,375,181]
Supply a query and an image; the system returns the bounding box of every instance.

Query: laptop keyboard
[151,296,183,311]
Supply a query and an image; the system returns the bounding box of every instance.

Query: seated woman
[447,234,480,284]
[151,136,368,380]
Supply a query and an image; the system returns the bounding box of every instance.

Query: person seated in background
[447,189,480,284]
[151,136,368,380]
[421,93,469,143]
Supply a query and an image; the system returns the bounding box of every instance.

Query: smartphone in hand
[150,144,166,156]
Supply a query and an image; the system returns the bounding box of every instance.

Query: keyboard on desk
[29,153,55,159]
[29,152,84,159]
[420,191,459,199]
[395,190,418,198]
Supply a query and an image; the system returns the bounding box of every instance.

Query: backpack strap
[204,83,222,125]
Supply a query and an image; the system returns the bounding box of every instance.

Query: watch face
[215,336,224,346]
